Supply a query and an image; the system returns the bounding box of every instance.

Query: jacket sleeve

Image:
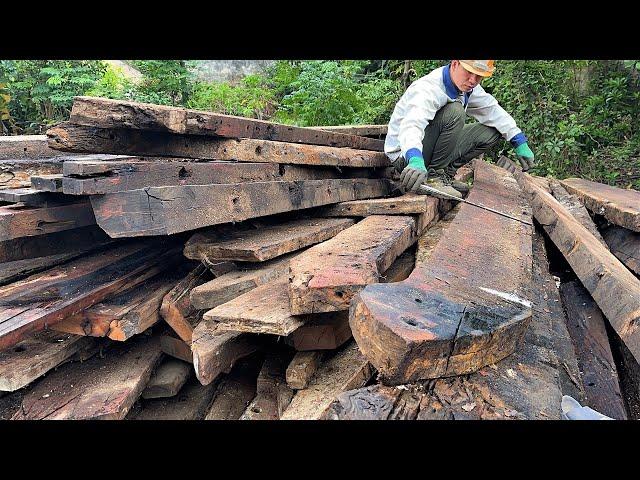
[466,85,523,143]
[397,82,444,159]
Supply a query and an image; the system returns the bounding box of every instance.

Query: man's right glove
[515,143,535,172]
[400,156,428,192]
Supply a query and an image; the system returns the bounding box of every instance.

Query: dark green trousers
[394,101,502,173]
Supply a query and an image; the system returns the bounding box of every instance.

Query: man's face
[450,60,484,92]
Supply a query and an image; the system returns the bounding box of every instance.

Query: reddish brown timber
[1,252,85,286]
[240,350,295,420]
[184,217,354,263]
[350,161,533,384]
[280,340,374,420]
[0,188,71,207]
[52,268,186,341]
[190,254,292,310]
[602,226,640,276]
[141,358,192,399]
[0,331,95,392]
[12,335,162,420]
[284,313,352,351]
[160,263,213,344]
[0,225,112,263]
[286,351,324,390]
[191,321,264,386]
[68,96,384,151]
[289,215,422,315]
[90,178,393,237]
[160,334,193,364]
[48,122,390,167]
[319,194,439,217]
[0,201,95,241]
[31,174,62,192]
[560,177,640,232]
[314,125,388,136]
[0,241,182,350]
[205,353,263,420]
[518,172,640,373]
[0,135,70,160]
[559,280,627,419]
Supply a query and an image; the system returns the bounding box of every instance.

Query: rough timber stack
[0,96,638,420]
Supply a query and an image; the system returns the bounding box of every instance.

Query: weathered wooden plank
[240,351,295,420]
[68,96,384,151]
[0,201,95,241]
[160,334,193,364]
[319,194,438,217]
[90,178,393,238]
[289,215,425,315]
[286,351,324,390]
[602,226,640,276]
[0,252,84,286]
[133,376,218,420]
[560,177,640,232]
[0,225,111,263]
[284,313,352,351]
[0,242,182,350]
[549,180,606,246]
[141,359,192,399]
[184,217,355,262]
[191,322,263,386]
[160,263,213,344]
[12,335,162,420]
[204,353,263,420]
[0,188,70,207]
[559,280,627,419]
[48,122,390,167]
[190,254,292,310]
[315,125,388,136]
[280,341,374,420]
[518,172,640,373]
[52,269,185,341]
[0,135,69,160]
[0,331,95,392]
[31,174,63,192]
[350,160,533,384]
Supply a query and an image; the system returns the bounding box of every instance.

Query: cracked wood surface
[518,172,640,373]
[0,200,96,242]
[350,161,533,384]
[319,194,439,217]
[48,122,390,166]
[288,215,422,315]
[559,280,627,419]
[68,97,384,151]
[280,340,374,420]
[12,335,163,420]
[560,177,640,232]
[184,217,354,262]
[52,268,186,341]
[0,330,95,392]
[0,241,182,350]
[89,178,394,237]
[602,225,640,276]
[325,230,578,420]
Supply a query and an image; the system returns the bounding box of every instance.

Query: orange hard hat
[459,60,496,77]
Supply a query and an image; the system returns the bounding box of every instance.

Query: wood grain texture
[284,313,352,351]
[184,217,354,262]
[0,331,95,391]
[0,135,68,160]
[560,177,640,232]
[31,174,62,192]
[559,280,627,419]
[89,178,394,237]
[350,160,533,384]
[602,225,640,276]
[314,125,388,136]
[280,340,374,420]
[286,351,324,390]
[518,172,640,373]
[141,359,192,399]
[319,194,438,217]
[68,96,384,151]
[12,335,162,420]
[288,215,422,315]
[0,188,70,207]
[48,122,390,166]
[160,334,193,364]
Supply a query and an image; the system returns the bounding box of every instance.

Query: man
[384,60,535,198]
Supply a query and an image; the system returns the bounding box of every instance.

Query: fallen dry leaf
[461,402,476,412]
[506,368,517,379]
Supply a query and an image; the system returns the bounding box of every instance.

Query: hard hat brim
[459,61,494,78]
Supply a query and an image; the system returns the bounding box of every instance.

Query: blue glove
[400,155,428,192]
[515,143,535,171]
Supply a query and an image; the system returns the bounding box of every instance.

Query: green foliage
[129,60,195,106]
[85,63,135,100]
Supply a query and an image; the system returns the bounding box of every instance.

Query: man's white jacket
[384,64,526,162]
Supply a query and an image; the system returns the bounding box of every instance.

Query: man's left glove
[515,143,535,172]
[400,156,428,192]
